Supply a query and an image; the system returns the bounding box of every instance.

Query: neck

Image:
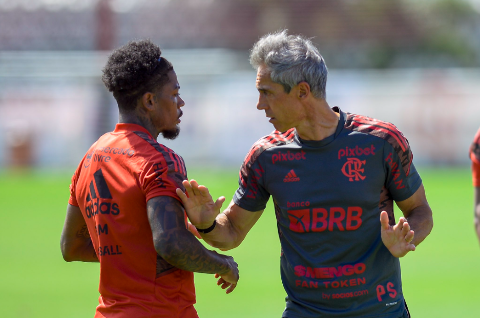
[295,100,339,141]
[118,111,159,139]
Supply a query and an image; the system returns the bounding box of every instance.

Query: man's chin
[161,127,180,140]
[273,124,292,133]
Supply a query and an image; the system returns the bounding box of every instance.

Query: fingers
[180,179,212,198]
[226,283,237,294]
[175,187,187,201]
[405,229,414,243]
[380,211,390,230]
[216,277,237,294]
[189,179,201,196]
[214,196,226,211]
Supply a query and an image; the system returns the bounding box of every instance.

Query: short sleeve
[233,152,270,212]
[383,141,422,202]
[68,159,84,207]
[142,151,187,203]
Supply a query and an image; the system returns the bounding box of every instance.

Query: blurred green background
[1,0,480,317]
[0,167,477,318]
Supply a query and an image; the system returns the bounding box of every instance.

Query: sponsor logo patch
[338,145,375,160]
[283,169,300,182]
[272,150,306,164]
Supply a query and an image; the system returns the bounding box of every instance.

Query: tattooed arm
[147,196,239,293]
[60,204,99,262]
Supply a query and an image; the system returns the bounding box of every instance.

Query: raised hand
[176,179,226,230]
[380,211,416,258]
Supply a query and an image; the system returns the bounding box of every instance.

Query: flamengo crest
[341,158,366,181]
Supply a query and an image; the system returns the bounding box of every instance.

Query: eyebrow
[257,85,270,92]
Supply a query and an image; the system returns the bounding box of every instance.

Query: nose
[178,95,185,108]
[257,94,267,110]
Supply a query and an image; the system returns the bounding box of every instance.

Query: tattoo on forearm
[148,197,230,275]
[76,224,90,239]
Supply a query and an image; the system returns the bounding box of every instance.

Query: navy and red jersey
[69,123,197,318]
[470,127,480,187]
[233,107,422,318]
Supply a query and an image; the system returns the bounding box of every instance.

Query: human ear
[297,82,311,99]
[141,92,156,111]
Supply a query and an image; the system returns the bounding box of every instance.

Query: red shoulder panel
[344,113,413,176]
[240,129,295,186]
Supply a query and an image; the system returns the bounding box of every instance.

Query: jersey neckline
[113,123,153,138]
[295,106,344,148]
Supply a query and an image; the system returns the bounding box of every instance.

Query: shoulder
[130,130,186,175]
[344,112,413,174]
[242,129,296,167]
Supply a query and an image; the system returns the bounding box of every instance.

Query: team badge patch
[341,158,366,181]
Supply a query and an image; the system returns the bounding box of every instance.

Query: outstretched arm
[147,196,239,293]
[380,183,433,258]
[176,179,264,251]
[60,204,99,262]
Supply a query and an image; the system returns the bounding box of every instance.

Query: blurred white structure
[0,50,479,169]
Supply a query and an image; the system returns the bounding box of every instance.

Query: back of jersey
[69,123,196,318]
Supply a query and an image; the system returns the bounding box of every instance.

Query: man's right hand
[176,179,226,230]
[215,255,239,294]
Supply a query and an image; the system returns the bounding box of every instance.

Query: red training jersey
[470,127,480,187]
[69,123,197,318]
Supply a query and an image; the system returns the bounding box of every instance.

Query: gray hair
[250,30,328,99]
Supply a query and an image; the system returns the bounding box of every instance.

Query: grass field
[0,167,478,317]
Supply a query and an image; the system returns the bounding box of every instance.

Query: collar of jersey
[295,106,344,148]
[113,123,153,138]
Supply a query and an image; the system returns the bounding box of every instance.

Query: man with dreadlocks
[60,40,238,318]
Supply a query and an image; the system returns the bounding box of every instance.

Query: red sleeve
[68,162,82,207]
[141,149,187,203]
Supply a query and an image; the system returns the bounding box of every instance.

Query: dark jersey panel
[233,108,422,318]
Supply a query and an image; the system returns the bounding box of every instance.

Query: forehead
[156,70,179,95]
[256,65,271,83]
[256,64,282,90]
[165,70,179,89]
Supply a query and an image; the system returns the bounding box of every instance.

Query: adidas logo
[283,169,300,182]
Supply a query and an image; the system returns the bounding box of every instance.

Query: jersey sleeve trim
[239,129,295,187]
[133,131,187,176]
[344,113,413,176]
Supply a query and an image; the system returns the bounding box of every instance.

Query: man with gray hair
[177,30,433,317]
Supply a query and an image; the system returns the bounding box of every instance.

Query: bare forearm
[159,230,233,274]
[61,224,99,262]
[148,196,234,275]
[406,205,433,246]
[200,213,242,251]
[64,240,98,262]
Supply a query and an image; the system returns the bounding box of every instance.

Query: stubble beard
[161,126,180,140]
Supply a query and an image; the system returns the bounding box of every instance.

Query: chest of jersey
[265,137,385,211]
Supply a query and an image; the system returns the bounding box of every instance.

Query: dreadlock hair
[102,39,174,112]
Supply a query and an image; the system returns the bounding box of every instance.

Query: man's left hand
[380,211,416,258]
